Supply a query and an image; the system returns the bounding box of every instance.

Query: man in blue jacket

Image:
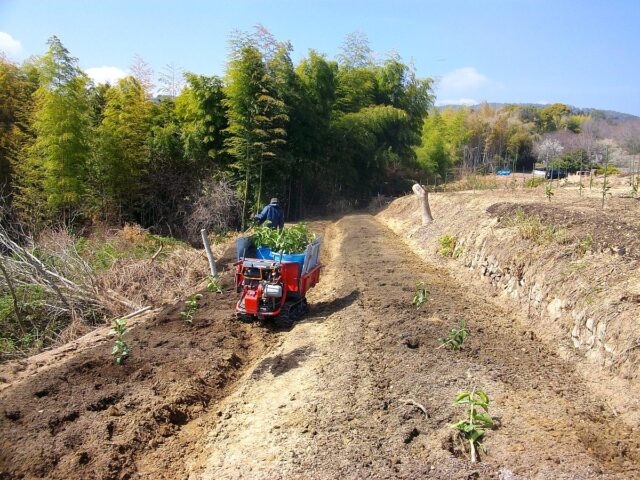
[254,197,284,229]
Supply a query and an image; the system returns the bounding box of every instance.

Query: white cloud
[0,32,23,57]
[536,99,550,105]
[86,66,127,85]
[435,98,479,107]
[440,67,489,90]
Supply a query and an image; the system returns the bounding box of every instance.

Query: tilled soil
[487,201,640,259]
[0,272,280,479]
[1,214,639,479]
[184,215,639,479]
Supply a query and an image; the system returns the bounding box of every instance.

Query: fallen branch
[120,305,152,320]
[150,244,163,262]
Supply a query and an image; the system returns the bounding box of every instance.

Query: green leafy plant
[438,319,469,350]
[545,182,554,201]
[595,165,619,175]
[524,177,544,188]
[438,234,458,257]
[451,389,495,463]
[253,223,315,254]
[207,275,223,293]
[575,234,593,257]
[111,317,130,365]
[181,293,203,324]
[412,282,429,308]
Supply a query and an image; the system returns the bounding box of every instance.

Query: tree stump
[412,184,433,225]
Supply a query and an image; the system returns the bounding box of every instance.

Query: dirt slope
[1,214,638,479]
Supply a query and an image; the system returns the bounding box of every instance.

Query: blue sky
[1,0,639,114]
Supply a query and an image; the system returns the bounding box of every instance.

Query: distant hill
[437,102,639,123]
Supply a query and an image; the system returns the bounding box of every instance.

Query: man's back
[256,203,284,229]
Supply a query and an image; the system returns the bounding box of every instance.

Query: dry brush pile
[0,223,210,359]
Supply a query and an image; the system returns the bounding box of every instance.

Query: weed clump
[524,177,544,188]
[438,234,459,257]
[505,209,568,245]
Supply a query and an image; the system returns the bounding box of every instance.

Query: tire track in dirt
[183,214,638,479]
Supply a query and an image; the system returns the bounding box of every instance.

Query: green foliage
[91,76,151,219]
[253,223,315,254]
[537,103,571,132]
[595,165,619,175]
[439,319,469,350]
[549,148,590,173]
[438,234,458,257]
[224,44,288,226]
[180,293,202,324]
[412,282,429,308]
[451,389,495,463]
[575,234,593,257]
[75,228,185,272]
[524,177,545,188]
[21,36,92,222]
[0,57,36,200]
[506,209,568,245]
[175,73,227,165]
[4,30,434,231]
[415,110,453,180]
[545,182,554,201]
[111,317,130,365]
[207,275,223,293]
[0,284,50,357]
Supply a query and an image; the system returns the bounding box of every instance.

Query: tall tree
[224,45,287,226]
[92,76,151,220]
[0,56,36,198]
[175,73,227,167]
[18,36,92,224]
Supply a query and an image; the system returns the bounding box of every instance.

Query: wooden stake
[201,228,217,277]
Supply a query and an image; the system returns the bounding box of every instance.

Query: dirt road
[2,214,638,479]
[180,214,638,479]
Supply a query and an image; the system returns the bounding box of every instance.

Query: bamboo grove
[0,29,434,235]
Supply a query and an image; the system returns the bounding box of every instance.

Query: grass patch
[524,177,545,188]
[595,165,620,175]
[438,234,459,257]
[1,285,55,358]
[458,176,498,191]
[505,209,569,245]
[76,224,187,272]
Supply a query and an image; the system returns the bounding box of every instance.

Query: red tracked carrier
[234,238,322,327]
